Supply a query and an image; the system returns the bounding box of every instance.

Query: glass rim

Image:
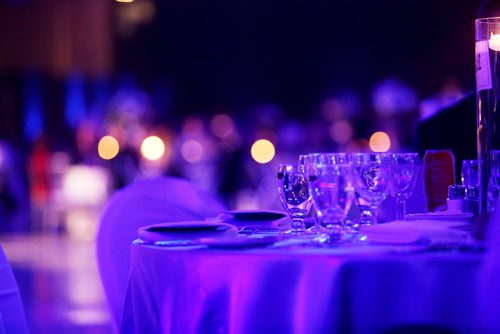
[387,152,419,157]
[277,163,305,169]
[301,152,348,158]
[476,16,500,24]
[308,162,351,168]
[347,152,388,157]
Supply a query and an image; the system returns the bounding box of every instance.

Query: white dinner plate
[138,221,239,245]
[214,210,287,227]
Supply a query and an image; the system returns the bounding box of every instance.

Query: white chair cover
[0,247,28,333]
[96,176,226,331]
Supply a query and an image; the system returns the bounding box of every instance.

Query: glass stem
[401,199,407,220]
[359,204,377,226]
[313,208,321,228]
[291,218,306,233]
[369,205,378,225]
[395,197,403,221]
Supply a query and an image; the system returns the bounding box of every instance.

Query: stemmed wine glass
[348,153,389,226]
[490,151,500,201]
[386,153,420,220]
[277,164,313,235]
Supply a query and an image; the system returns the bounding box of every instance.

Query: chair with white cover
[96,176,226,331]
[0,247,29,333]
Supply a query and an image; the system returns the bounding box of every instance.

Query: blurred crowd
[0,72,466,239]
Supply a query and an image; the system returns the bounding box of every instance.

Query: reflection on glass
[277,164,313,235]
[387,153,419,220]
[349,153,389,225]
[307,163,354,238]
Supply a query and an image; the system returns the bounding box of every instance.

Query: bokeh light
[97,135,120,160]
[320,98,344,121]
[210,114,235,139]
[63,166,109,206]
[140,136,165,161]
[251,139,275,164]
[329,120,353,145]
[369,131,391,152]
[181,139,204,163]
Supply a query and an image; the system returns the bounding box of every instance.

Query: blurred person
[415,93,476,183]
[172,116,221,194]
[28,135,51,230]
[415,0,500,179]
[319,92,364,152]
[109,144,141,190]
[75,120,100,165]
[0,141,29,232]
[419,76,465,122]
[218,114,280,209]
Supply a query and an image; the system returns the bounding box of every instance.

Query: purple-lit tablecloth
[120,242,482,334]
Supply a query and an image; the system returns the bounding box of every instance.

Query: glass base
[344,232,368,243]
[307,224,328,234]
[279,228,313,237]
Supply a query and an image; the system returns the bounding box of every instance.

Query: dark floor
[0,234,113,333]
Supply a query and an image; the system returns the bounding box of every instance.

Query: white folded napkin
[360,220,474,245]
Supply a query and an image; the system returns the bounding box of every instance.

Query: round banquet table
[119,241,483,334]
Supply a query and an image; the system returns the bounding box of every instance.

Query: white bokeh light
[141,136,165,161]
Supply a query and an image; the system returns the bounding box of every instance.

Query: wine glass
[299,152,350,234]
[490,151,500,203]
[277,164,313,235]
[348,153,389,226]
[387,153,419,220]
[461,159,478,187]
[307,163,354,240]
[300,152,348,165]
[298,153,337,233]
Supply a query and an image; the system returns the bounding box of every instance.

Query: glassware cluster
[475,17,500,213]
[277,152,421,242]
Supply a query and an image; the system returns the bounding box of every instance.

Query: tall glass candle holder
[475,17,500,213]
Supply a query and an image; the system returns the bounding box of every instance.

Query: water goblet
[299,153,350,233]
[461,159,479,187]
[490,151,500,202]
[300,152,348,165]
[348,153,389,226]
[299,153,334,234]
[307,163,354,241]
[387,153,420,220]
[277,164,313,235]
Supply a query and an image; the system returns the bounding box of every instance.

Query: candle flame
[489,33,500,52]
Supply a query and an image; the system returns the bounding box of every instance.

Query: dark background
[116,0,487,116]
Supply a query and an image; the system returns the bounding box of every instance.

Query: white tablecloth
[120,242,482,334]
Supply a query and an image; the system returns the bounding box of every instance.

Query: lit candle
[489,33,500,52]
